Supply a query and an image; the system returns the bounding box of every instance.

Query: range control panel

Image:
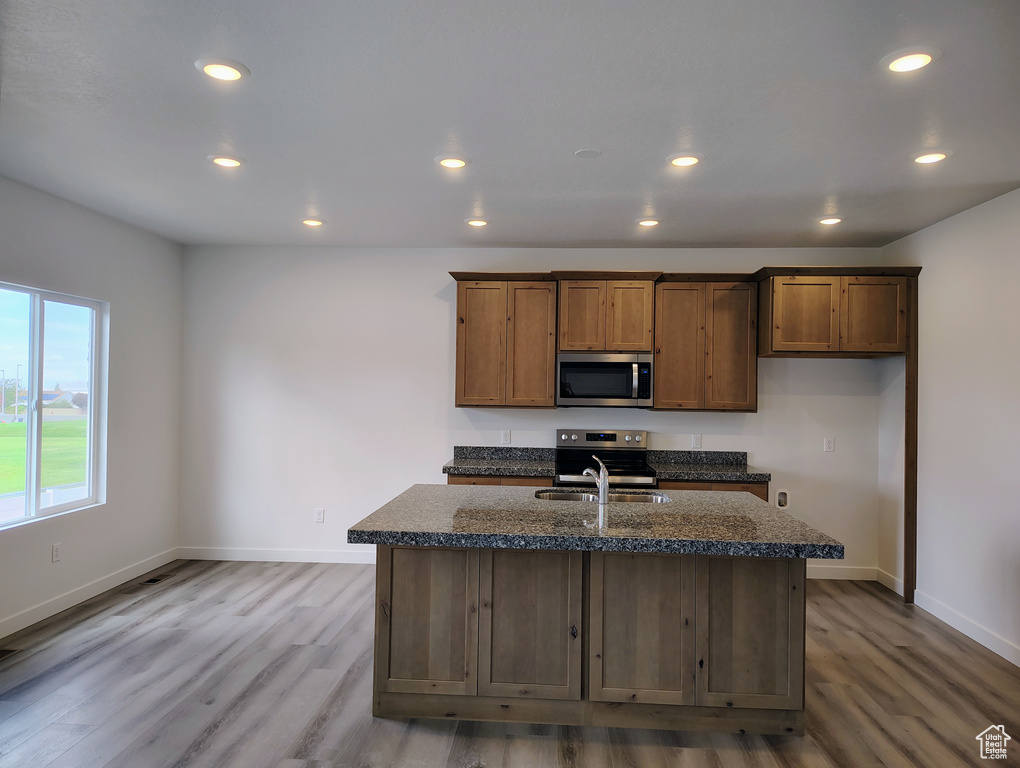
[556,429,648,449]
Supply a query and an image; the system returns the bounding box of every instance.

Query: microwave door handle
[632,363,639,396]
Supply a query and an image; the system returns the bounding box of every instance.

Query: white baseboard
[178,547,376,565]
[0,547,180,642]
[806,563,877,581]
[876,568,904,596]
[915,590,1020,668]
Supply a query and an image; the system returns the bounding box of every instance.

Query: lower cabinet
[695,556,805,710]
[659,480,769,501]
[374,546,806,731]
[374,546,479,695]
[589,552,696,705]
[478,549,582,700]
[447,475,554,486]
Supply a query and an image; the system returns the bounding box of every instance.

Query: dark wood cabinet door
[455,281,507,405]
[695,555,804,710]
[478,549,582,700]
[840,276,907,352]
[506,281,557,406]
[589,552,697,705]
[653,282,706,409]
[712,482,769,501]
[558,280,606,351]
[770,276,840,352]
[375,546,479,695]
[606,280,654,351]
[705,282,757,410]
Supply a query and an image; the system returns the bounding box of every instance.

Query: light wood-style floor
[0,560,1018,768]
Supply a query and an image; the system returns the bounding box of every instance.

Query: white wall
[882,188,1020,665]
[0,176,183,639]
[180,246,886,578]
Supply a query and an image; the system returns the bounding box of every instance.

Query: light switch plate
[501,430,511,445]
[691,434,702,449]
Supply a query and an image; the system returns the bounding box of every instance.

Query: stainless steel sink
[535,491,671,504]
[534,491,599,502]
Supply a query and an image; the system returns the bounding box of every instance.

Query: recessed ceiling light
[303,219,325,227]
[466,219,488,227]
[208,154,245,168]
[436,156,468,169]
[574,148,602,159]
[882,48,940,73]
[913,151,950,164]
[667,153,703,167]
[195,58,250,81]
[819,217,842,226]
[637,218,659,227]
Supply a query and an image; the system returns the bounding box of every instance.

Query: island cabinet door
[695,555,805,710]
[477,549,583,700]
[374,546,479,696]
[589,552,697,705]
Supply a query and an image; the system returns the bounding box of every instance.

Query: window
[1,281,105,526]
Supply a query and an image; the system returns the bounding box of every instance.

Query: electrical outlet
[501,430,511,445]
[691,434,702,449]
[314,508,325,523]
[824,437,835,453]
[52,543,61,562]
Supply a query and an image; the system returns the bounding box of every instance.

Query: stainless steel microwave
[556,353,653,407]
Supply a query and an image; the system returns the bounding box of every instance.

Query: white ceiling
[0,0,1018,249]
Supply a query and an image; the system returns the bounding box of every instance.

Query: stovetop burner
[554,429,656,487]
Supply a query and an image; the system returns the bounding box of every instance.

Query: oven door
[556,353,652,407]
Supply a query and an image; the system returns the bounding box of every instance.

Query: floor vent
[0,649,19,662]
[142,574,172,584]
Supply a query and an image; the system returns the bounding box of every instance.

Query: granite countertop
[348,484,843,559]
[442,447,771,483]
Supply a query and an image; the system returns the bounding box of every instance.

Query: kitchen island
[348,484,843,735]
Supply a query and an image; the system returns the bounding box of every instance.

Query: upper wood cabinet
[455,280,556,407]
[758,271,915,356]
[559,280,653,351]
[840,276,908,352]
[654,281,756,411]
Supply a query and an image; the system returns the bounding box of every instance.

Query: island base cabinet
[478,549,582,700]
[374,546,479,696]
[696,556,805,710]
[372,547,805,734]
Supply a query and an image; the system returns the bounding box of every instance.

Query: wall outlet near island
[691,434,702,450]
[501,430,511,445]
[823,437,835,453]
[314,507,325,523]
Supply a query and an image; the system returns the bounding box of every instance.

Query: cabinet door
[695,556,804,710]
[589,552,697,705]
[375,546,479,695]
[498,476,554,487]
[705,282,757,411]
[657,481,713,491]
[506,281,557,406]
[478,549,582,700]
[455,281,507,405]
[770,276,840,352]
[653,283,705,409]
[840,276,907,352]
[558,280,606,351]
[447,475,501,485]
[712,482,769,501]
[606,280,654,351]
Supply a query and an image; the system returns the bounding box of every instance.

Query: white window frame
[1,280,107,526]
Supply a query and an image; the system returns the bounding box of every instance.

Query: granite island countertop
[348,484,843,559]
[442,447,771,483]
